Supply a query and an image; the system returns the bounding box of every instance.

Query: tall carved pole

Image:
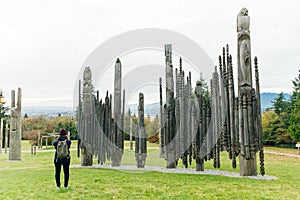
[112,58,123,166]
[122,89,125,151]
[195,81,204,171]
[130,115,133,151]
[5,123,8,154]
[9,88,22,160]
[254,57,265,175]
[179,61,185,163]
[77,80,82,158]
[80,67,93,166]
[227,53,237,168]
[186,72,193,167]
[237,8,257,176]
[135,93,147,168]
[159,77,165,158]
[164,44,176,168]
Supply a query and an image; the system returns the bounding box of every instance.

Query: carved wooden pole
[130,115,133,151]
[165,44,176,168]
[122,89,125,151]
[179,62,185,162]
[108,94,113,161]
[77,79,81,158]
[5,123,8,154]
[112,58,123,166]
[187,72,193,166]
[254,57,265,175]
[135,93,147,168]
[159,77,165,158]
[227,53,237,168]
[80,67,93,166]
[237,8,257,176]
[223,48,232,159]
[175,67,180,162]
[215,67,221,168]
[219,56,227,151]
[211,67,221,168]
[195,81,204,171]
[9,89,22,160]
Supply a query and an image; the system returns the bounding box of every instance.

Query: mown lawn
[0,141,299,199]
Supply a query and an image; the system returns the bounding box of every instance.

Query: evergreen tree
[272,92,290,115]
[288,98,300,142]
[288,70,300,142]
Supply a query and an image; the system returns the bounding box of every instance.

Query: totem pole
[112,58,124,166]
[9,88,22,161]
[159,77,165,158]
[164,44,176,168]
[135,93,147,168]
[237,8,264,176]
[79,67,93,166]
[194,81,205,171]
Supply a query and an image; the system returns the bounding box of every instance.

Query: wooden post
[4,123,8,154]
[159,77,165,158]
[164,44,176,169]
[135,93,147,168]
[129,116,133,151]
[9,89,22,161]
[38,132,42,149]
[31,145,33,155]
[296,144,300,155]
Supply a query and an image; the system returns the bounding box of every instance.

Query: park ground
[0,141,299,199]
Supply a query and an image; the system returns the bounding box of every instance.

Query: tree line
[20,111,161,144]
[262,70,300,146]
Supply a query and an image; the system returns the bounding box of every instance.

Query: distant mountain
[21,93,290,118]
[22,106,75,118]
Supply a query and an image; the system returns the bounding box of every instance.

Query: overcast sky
[0,0,299,108]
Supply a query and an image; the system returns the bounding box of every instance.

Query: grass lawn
[0,140,299,199]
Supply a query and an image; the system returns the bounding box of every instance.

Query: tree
[147,116,160,143]
[22,115,78,140]
[291,69,300,106]
[288,70,300,142]
[272,92,291,115]
[288,98,300,142]
[262,110,293,145]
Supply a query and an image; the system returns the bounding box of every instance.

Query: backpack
[57,140,69,159]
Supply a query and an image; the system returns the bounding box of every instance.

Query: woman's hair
[60,128,67,136]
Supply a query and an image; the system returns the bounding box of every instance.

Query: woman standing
[53,128,71,189]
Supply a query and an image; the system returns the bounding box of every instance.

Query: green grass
[0,141,299,199]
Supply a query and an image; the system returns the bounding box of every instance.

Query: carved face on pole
[83,67,92,87]
[239,8,248,16]
[138,93,144,124]
[139,93,144,111]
